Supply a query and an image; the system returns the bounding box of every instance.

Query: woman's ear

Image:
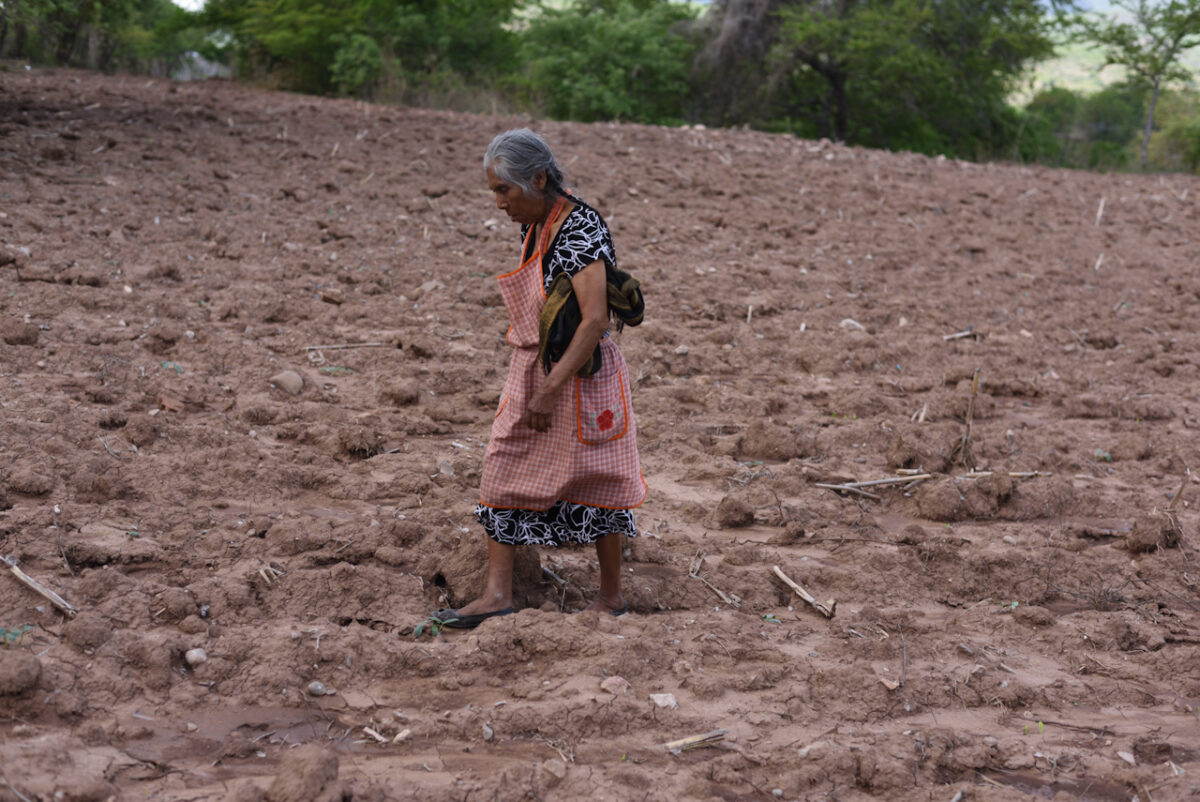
[533,169,547,192]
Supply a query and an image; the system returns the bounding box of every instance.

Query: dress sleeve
[549,208,615,279]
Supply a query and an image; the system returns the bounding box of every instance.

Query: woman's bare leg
[455,537,515,615]
[584,533,625,613]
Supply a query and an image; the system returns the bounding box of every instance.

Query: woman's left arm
[522,260,608,432]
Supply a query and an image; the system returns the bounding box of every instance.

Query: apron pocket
[575,363,629,445]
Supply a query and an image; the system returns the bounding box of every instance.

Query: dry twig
[304,342,383,351]
[689,551,741,608]
[98,436,123,459]
[664,729,728,755]
[955,369,981,468]
[814,483,881,500]
[942,328,977,341]
[2,555,78,617]
[773,565,835,618]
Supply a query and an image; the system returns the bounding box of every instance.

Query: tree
[201,0,520,97]
[764,0,1055,155]
[518,0,700,124]
[1069,0,1200,170]
[694,1,1059,156]
[0,0,195,72]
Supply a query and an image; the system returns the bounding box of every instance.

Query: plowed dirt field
[1,68,1199,801]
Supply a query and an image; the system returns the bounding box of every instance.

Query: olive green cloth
[538,266,644,376]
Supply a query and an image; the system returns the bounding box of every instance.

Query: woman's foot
[582,597,627,616]
[453,592,513,617]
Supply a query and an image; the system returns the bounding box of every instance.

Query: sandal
[430,606,514,629]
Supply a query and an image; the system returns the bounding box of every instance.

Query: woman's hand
[522,387,558,432]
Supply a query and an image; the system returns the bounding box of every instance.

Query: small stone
[600,676,631,696]
[269,370,304,395]
[1002,535,1017,545]
[482,723,494,742]
[542,758,568,781]
[184,648,208,666]
[1117,750,1136,765]
[673,345,689,355]
[650,693,678,709]
[185,722,198,732]
[393,728,412,743]
[307,681,326,697]
[797,741,827,759]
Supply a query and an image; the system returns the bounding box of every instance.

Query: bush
[1148,89,1200,173]
[331,33,382,97]
[517,0,700,125]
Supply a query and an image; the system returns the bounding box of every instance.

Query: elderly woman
[433,129,645,627]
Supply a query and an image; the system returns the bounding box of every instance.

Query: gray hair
[483,128,565,197]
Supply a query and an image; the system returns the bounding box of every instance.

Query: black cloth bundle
[537,265,644,376]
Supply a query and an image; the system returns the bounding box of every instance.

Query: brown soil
[2,68,1199,801]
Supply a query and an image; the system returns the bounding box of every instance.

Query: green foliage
[202,0,518,97]
[7,0,1197,174]
[1066,0,1200,88]
[413,615,458,638]
[1066,0,1200,168]
[331,33,382,97]
[516,0,700,124]
[0,624,33,647]
[1019,79,1200,174]
[1149,88,1200,171]
[1017,81,1157,169]
[1015,87,1081,163]
[767,0,1055,158]
[0,0,198,71]
[1079,82,1147,168]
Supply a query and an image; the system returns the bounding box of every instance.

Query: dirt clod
[0,650,41,695]
[1,319,39,345]
[267,745,339,802]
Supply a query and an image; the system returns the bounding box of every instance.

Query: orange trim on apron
[497,196,566,348]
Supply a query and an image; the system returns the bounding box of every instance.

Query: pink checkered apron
[478,198,646,512]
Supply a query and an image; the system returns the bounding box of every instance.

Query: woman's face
[487,165,548,226]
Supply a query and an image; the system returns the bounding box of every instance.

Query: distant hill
[1016,38,1200,103]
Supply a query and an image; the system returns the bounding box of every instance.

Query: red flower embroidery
[596,409,615,431]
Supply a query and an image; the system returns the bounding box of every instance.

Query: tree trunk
[830,71,848,142]
[14,20,27,59]
[802,54,849,142]
[1141,81,1159,172]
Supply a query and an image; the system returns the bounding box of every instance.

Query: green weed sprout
[413,615,458,638]
[1,625,33,647]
